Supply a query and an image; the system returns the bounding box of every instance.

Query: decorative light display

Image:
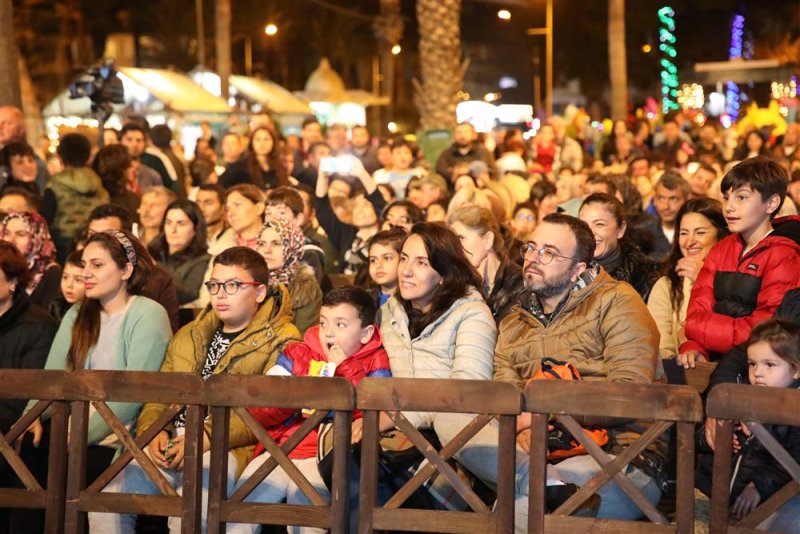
[771,78,798,100]
[658,7,679,113]
[678,83,704,110]
[725,14,745,121]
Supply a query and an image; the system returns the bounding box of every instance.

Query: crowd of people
[0,102,799,533]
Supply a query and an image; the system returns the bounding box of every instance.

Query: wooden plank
[674,421,695,534]
[204,375,355,411]
[206,406,230,534]
[554,416,670,524]
[91,400,177,497]
[77,492,181,516]
[0,369,68,400]
[357,410,379,533]
[389,410,490,515]
[330,410,352,534]
[528,413,548,534]
[709,419,734,534]
[0,488,48,508]
[707,384,800,427]
[180,404,205,533]
[543,514,676,533]
[495,414,516,534]
[372,508,493,533]
[220,501,331,528]
[684,360,717,394]
[229,409,327,503]
[232,407,327,506]
[64,370,205,405]
[64,401,88,534]
[86,404,183,493]
[4,399,52,443]
[524,381,702,423]
[384,414,493,509]
[357,378,521,415]
[44,400,69,534]
[736,481,799,529]
[0,428,42,490]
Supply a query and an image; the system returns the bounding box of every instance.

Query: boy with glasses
[90,247,300,533]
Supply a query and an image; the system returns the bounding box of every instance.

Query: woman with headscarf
[0,211,62,310]
[256,218,322,334]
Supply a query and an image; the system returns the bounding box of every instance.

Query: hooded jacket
[135,284,300,474]
[43,167,110,247]
[248,325,391,460]
[680,216,800,359]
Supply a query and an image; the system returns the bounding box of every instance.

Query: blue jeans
[87,449,237,534]
[225,455,329,534]
[554,454,663,520]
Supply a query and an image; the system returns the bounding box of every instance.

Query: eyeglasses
[519,243,576,265]
[204,279,261,296]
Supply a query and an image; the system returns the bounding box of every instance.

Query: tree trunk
[608,0,627,120]
[215,0,231,99]
[414,0,466,131]
[0,0,22,107]
[374,0,403,124]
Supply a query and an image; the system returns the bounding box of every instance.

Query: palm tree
[0,0,22,107]
[608,0,627,120]
[414,0,467,130]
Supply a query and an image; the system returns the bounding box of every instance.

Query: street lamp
[498,9,511,21]
[527,0,553,116]
[391,44,401,55]
[265,23,278,36]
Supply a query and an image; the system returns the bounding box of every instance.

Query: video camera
[69,59,125,116]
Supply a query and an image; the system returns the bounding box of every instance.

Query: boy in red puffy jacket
[226,286,391,534]
[678,157,800,368]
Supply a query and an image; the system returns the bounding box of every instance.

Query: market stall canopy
[294,58,388,106]
[43,67,230,118]
[230,75,312,115]
[693,59,796,85]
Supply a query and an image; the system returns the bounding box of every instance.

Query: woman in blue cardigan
[21,230,172,480]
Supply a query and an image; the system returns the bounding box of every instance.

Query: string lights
[658,6,679,113]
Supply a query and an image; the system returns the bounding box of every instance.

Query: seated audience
[88,247,300,533]
[647,198,728,359]
[220,126,288,190]
[256,219,322,335]
[138,186,176,246]
[0,211,62,310]
[95,144,141,225]
[0,142,41,198]
[49,250,85,321]
[225,184,266,248]
[365,228,404,312]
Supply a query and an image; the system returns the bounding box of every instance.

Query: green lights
[658,6,679,113]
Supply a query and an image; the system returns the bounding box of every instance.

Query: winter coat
[696,380,800,503]
[0,293,58,433]
[494,267,666,488]
[647,275,693,359]
[42,167,109,254]
[287,263,323,335]
[135,284,300,475]
[36,296,171,445]
[680,216,800,359]
[248,325,391,460]
[156,252,211,305]
[380,288,496,429]
[598,240,661,302]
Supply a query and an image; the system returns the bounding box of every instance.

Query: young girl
[366,228,405,310]
[696,319,800,528]
[48,250,86,321]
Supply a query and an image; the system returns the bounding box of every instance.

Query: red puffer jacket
[247,325,391,460]
[680,216,800,359]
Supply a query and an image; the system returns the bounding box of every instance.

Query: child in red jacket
[226,286,391,534]
[678,157,800,368]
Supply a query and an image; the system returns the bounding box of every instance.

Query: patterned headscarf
[260,218,304,286]
[0,211,58,294]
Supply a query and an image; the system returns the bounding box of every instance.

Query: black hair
[540,213,596,265]
[197,183,226,204]
[56,133,91,167]
[581,192,626,228]
[189,157,216,187]
[266,186,304,216]
[584,173,619,196]
[2,141,34,160]
[322,285,377,326]
[148,199,208,263]
[88,204,133,231]
[381,200,424,228]
[720,157,789,218]
[213,246,270,286]
[150,124,172,149]
[0,241,31,298]
[530,180,557,205]
[119,123,148,140]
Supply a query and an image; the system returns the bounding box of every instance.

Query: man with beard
[435,122,494,182]
[494,213,666,520]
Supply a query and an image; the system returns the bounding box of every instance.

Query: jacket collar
[521,266,615,325]
[386,287,484,339]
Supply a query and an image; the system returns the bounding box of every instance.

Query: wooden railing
[4,370,792,534]
[707,383,800,534]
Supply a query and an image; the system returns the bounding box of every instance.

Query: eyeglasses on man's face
[204,279,261,296]
[519,243,576,265]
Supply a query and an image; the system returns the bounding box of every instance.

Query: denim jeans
[87,449,237,534]
[554,454,663,520]
[225,455,329,534]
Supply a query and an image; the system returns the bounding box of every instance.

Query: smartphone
[320,156,352,175]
